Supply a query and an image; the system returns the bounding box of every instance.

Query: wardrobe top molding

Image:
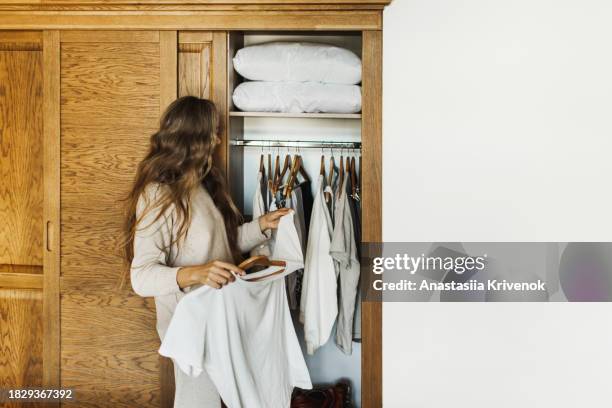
[0,0,390,4]
[0,0,391,30]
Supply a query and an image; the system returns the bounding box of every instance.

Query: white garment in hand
[232,81,362,114]
[299,175,338,355]
[159,212,312,408]
[233,42,362,85]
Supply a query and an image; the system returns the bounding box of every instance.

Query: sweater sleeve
[237,217,270,253]
[130,184,182,297]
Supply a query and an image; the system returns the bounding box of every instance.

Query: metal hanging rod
[229,139,361,149]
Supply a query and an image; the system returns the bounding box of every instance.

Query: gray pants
[173,360,221,408]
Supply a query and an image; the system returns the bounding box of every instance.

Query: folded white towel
[232,81,362,114]
[233,41,362,85]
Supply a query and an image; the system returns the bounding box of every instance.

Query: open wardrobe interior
[0,1,388,407]
[228,31,364,406]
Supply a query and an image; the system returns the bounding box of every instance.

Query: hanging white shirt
[331,177,360,355]
[299,174,338,355]
[159,212,312,408]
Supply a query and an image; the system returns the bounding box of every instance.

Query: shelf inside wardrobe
[227,30,363,121]
[229,111,362,120]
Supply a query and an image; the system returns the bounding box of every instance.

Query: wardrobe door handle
[46,221,53,252]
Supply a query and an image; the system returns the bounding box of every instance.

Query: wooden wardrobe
[0,1,387,407]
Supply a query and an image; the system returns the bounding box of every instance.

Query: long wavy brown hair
[120,96,243,278]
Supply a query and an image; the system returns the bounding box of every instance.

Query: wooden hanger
[284,154,302,197]
[327,154,335,189]
[358,154,362,192]
[298,156,310,183]
[326,153,335,202]
[338,154,345,193]
[345,153,351,189]
[320,154,325,176]
[271,153,281,195]
[350,156,357,197]
[259,152,265,173]
[272,153,289,198]
[238,255,287,281]
[279,153,292,185]
[239,255,286,271]
[267,153,272,182]
[267,152,272,187]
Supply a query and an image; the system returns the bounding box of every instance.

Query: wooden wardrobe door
[178,31,229,176]
[154,30,228,407]
[0,31,45,407]
[59,30,177,407]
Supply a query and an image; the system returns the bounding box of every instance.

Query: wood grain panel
[0,49,43,266]
[361,30,383,408]
[0,30,41,43]
[0,270,43,289]
[176,31,221,184]
[178,42,211,98]
[42,29,61,390]
[159,355,174,408]
[0,30,41,50]
[0,4,385,11]
[178,31,212,44]
[14,0,391,4]
[60,294,160,406]
[0,264,42,274]
[211,31,229,180]
[0,10,382,30]
[0,289,43,402]
[159,30,178,408]
[61,30,159,43]
[160,31,177,114]
[60,33,164,406]
[225,32,243,207]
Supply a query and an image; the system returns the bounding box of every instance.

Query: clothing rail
[229,140,361,149]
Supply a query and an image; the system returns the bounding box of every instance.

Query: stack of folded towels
[232,42,362,114]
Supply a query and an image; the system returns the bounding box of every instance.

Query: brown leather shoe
[291,381,351,408]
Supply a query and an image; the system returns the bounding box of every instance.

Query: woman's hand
[258,208,292,232]
[177,260,245,290]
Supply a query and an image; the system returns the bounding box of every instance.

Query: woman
[121,96,289,407]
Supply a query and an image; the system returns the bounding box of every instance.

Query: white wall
[382,0,612,406]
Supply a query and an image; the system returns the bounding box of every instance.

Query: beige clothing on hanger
[331,177,360,354]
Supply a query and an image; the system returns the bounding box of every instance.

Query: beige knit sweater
[130,183,269,340]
